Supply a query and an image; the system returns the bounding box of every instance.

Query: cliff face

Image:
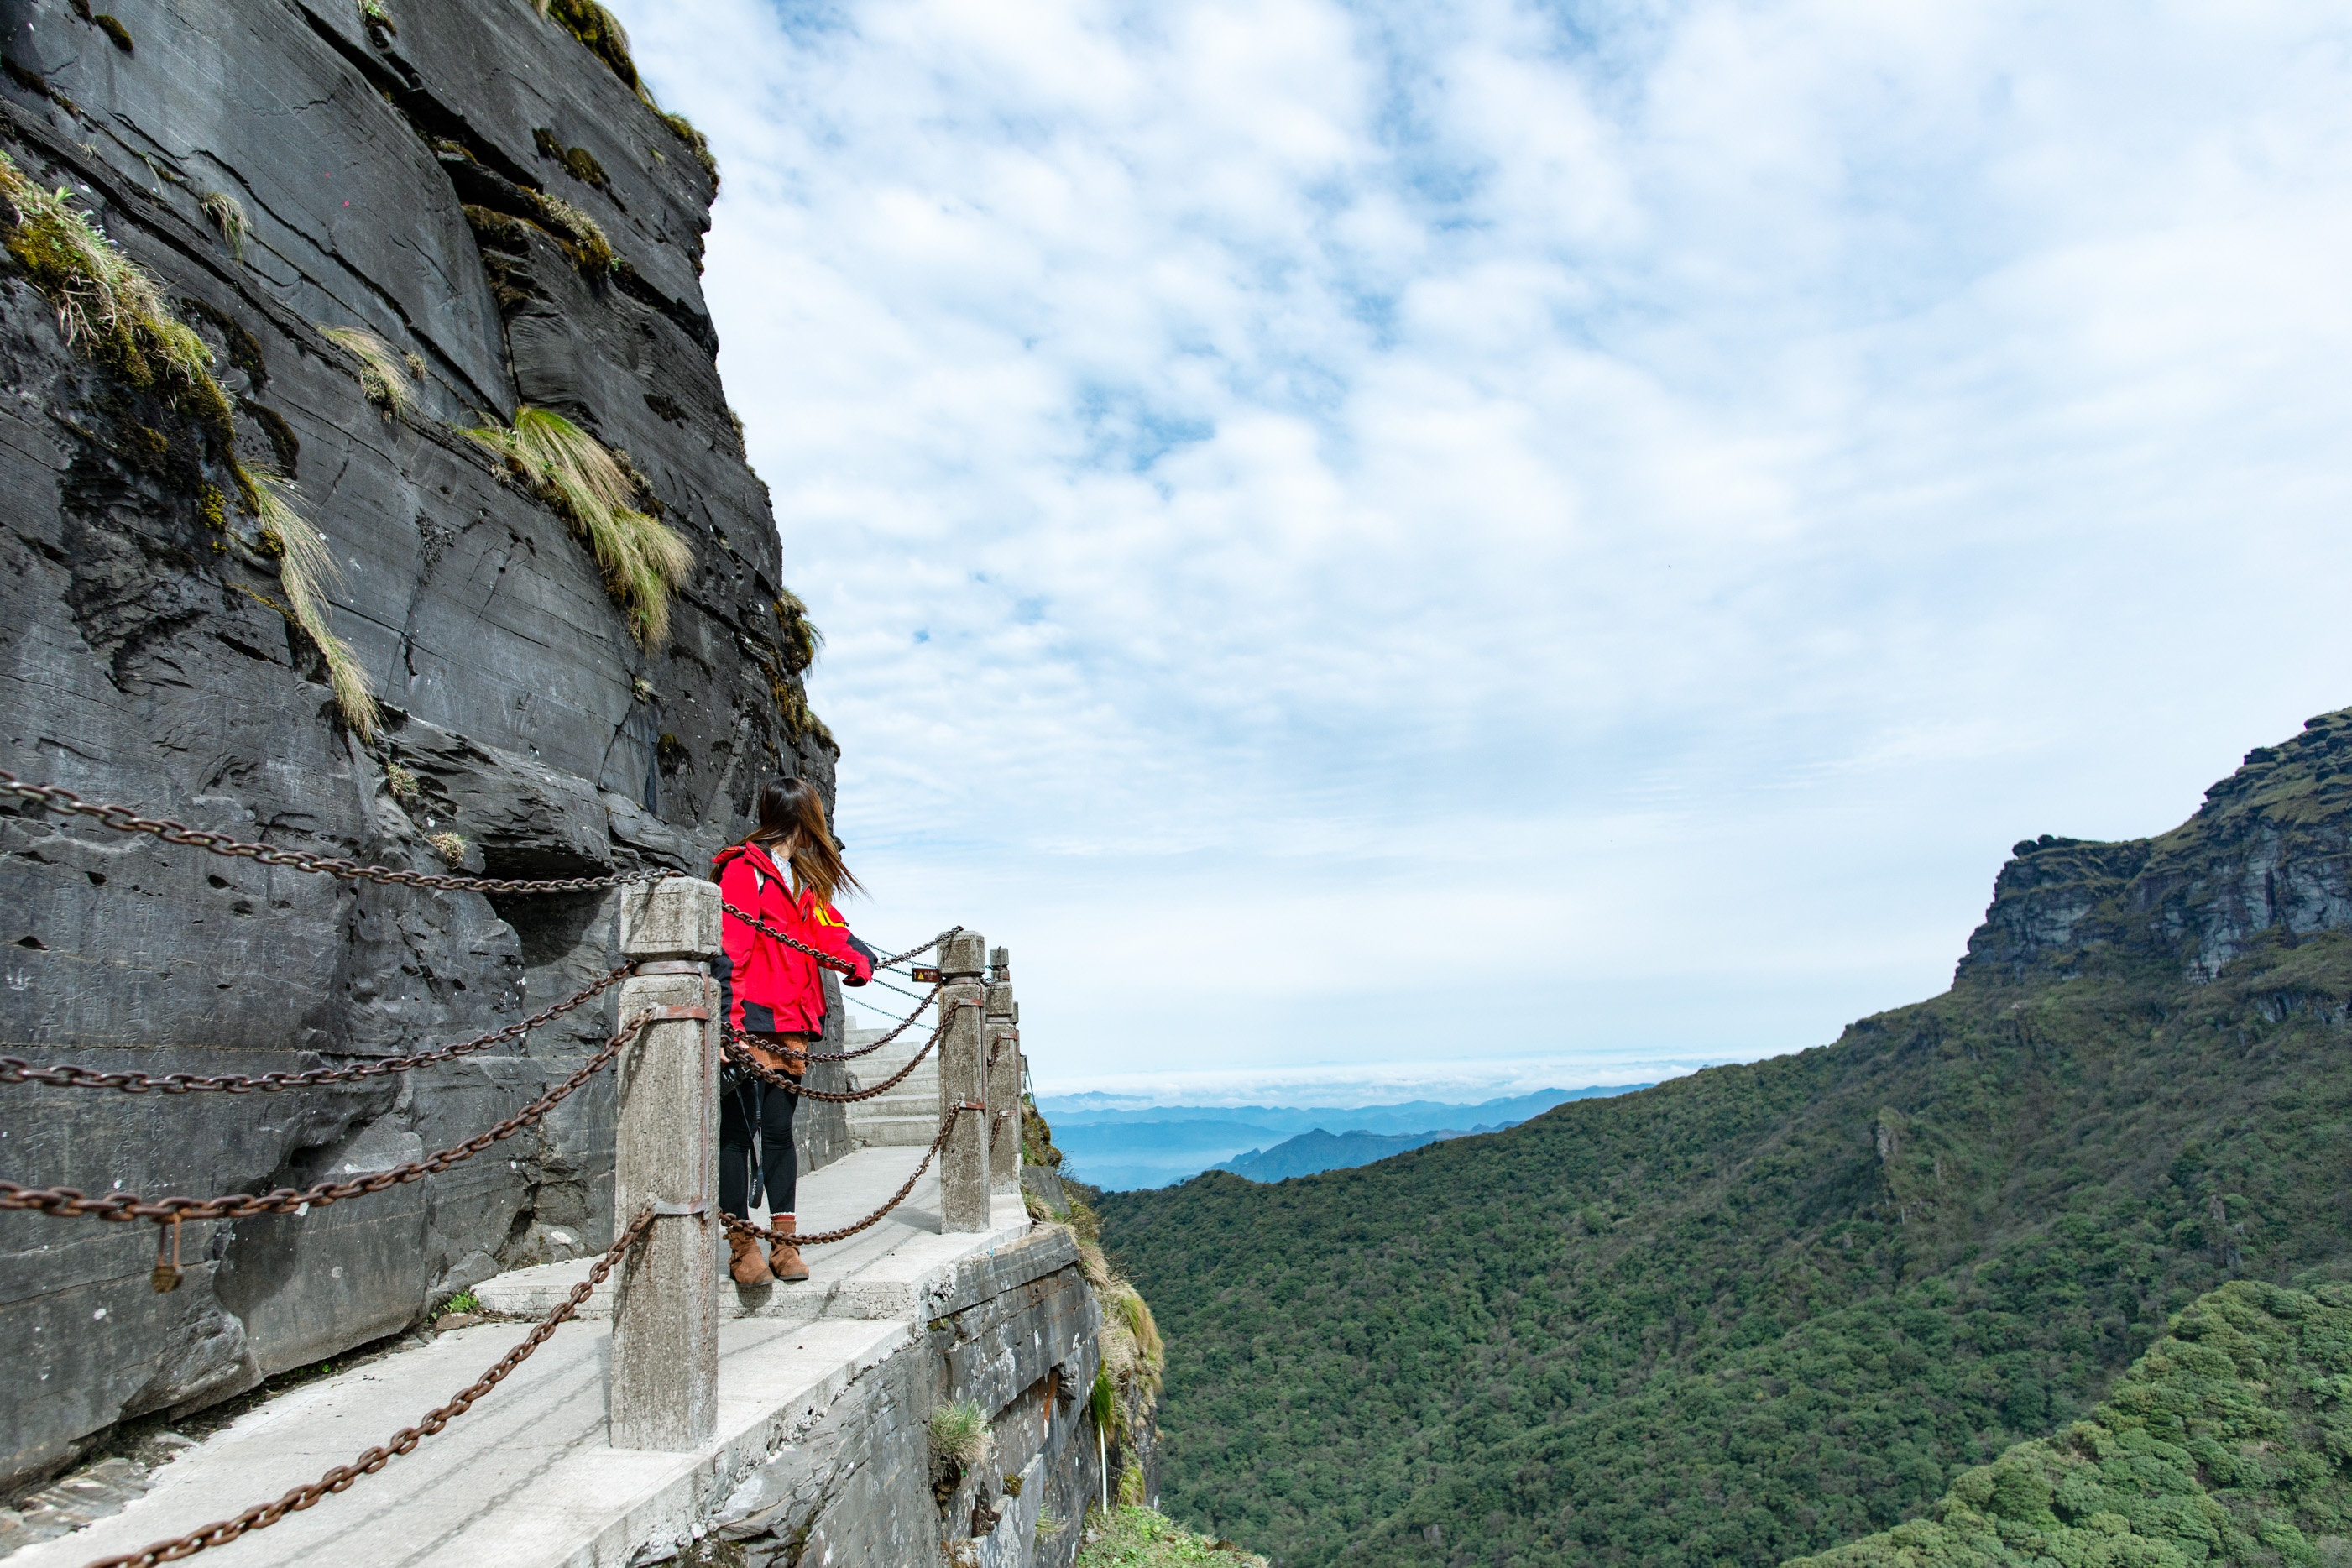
[1957,706,2352,986]
[0,0,836,1490]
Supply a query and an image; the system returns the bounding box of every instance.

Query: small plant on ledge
[426,831,466,866]
[321,325,411,419]
[199,190,248,261]
[928,1400,993,1472]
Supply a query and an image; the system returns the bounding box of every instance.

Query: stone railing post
[985,946,1022,1195]
[938,929,990,1232]
[609,875,721,1450]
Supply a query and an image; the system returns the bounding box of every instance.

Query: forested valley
[1098,708,2352,1566]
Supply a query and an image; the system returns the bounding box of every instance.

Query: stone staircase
[842,1017,943,1147]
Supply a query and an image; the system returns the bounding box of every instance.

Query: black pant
[720,1073,800,1219]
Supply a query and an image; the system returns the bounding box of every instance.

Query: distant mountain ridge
[1208,1126,1501,1182]
[1098,706,2352,1566]
[1043,1085,1638,1135]
[1048,1088,1649,1190]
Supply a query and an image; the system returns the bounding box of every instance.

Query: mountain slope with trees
[1788,1278,2351,1568]
[1097,708,2352,1566]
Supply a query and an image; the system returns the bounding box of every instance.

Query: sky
[612,0,2352,1105]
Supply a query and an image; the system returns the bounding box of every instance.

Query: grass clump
[199,191,247,261]
[252,470,379,740]
[426,831,466,866]
[465,406,693,645]
[384,760,419,800]
[0,149,217,404]
[928,1401,993,1471]
[661,111,719,189]
[533,0,640,91]
[527,0,723,191]
[437,1289,478,1316]
[321,326,410,418]
[1074,1506,1267,1567]
[530,192,614,273]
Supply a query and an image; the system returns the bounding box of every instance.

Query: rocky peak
[1957,707,2352,985]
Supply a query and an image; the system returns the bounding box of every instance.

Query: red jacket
[713,842,871,1036]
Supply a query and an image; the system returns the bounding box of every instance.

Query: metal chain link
[0,1015,656,1223]
[721,1103,975,1247]
[719,896,867,977]
[737,983,942,1067]
[719,1001,973,1102]
[0,766,677,894]
[88,1207,661,1568]
[871,927,962,970]
[0,964,636,1096]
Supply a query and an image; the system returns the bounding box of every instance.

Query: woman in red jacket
[713,778,873,1285]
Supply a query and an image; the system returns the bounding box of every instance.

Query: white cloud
[615,0,2352,1102]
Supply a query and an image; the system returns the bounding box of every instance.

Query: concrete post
[609,876,721,1450]
[938,929,990,1232]
[985,949,1022,1194]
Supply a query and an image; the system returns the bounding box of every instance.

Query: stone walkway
[10,1152,1042,1568]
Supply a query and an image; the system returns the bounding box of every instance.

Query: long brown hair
[748,778,861,910]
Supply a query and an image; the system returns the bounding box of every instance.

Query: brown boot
[729,1228,775,1286]
[768,1215,810,1283]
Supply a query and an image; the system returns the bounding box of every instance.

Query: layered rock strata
[0,0,842,1491]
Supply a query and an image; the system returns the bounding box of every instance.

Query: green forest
[1790,1279,2350,1567]
[1097,709,2352,1566]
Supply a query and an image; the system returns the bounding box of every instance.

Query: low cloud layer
[618,0,2352,1100]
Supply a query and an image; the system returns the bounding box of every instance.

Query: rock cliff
[1956,706,2352,986]
[0,0,841,1492]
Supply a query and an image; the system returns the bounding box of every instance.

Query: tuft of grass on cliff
[1098,708,2352,1567]
[0,147,378,735]
[1785,1278,2352,1568]
[466,406,693,645]
[1076,1505,1270,1567]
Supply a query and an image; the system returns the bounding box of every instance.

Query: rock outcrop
[1956,706,2352,985]
[0,0,839,1491]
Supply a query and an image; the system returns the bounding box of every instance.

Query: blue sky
[613,0,2352,1105]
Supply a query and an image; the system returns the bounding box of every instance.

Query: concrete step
[851,1085,940,1109]
[846,1092,940,1125]
[844,1074,937,1106]
[849,1114,949,1147]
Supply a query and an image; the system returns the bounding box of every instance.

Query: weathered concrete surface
[985,980,1022,1192]
[710,1247,1103,1568]
[0,0,837,1492]
[938,980,990,1232]
[477,1150,1043,1325]
[9,1146,1097,1568]
[609,961,719,1451]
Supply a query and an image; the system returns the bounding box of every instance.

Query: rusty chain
[0,766,677,894]
[89,1206,661,1568]
[719,896,868,977]
[722,1102,977,1247]
[0,1015,656,1223]
[735,983,943,1067]
[0,964,636,1096]
[872,927,962,970]
[719,1001,973,1102]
